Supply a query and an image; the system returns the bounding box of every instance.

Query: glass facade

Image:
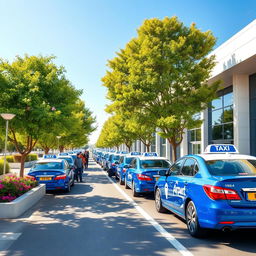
[209,86,234,144]
[250,74,256,156]
[150,133,156,152]
[188,113,202,154]
[160,137,166,157]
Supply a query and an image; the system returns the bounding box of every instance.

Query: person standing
[85,150,89,168]
[74,153,83,182]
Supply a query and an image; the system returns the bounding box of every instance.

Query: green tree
[0,55,82,176]
[103,17,220,161]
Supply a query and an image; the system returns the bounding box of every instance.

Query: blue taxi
[125,153,171,197]
[27,155,75,192]
[154,144,256,237]
[116,152,141,185]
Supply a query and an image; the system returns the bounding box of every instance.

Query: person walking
[74,153,83,182]
[85,150,89,169]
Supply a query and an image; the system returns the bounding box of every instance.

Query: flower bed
[0,175,38,202]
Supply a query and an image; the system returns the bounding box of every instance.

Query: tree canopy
[101,16,220,160]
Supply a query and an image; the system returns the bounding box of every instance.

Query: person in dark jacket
[74,153,83,182]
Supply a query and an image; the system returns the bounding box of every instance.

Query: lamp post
[0,113,15,175]
[56,136,61,153]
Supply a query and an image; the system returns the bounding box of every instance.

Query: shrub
[0,175,38,202]
[6,155,14,163]
[13,154,38,163]
[0,160,10,175]
[27,154,38,161]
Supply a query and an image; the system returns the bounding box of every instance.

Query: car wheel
[186,201,206,238]
[155,188,167,213]
[132,181,139,197]
[124,177,129,189]
[66,182,71,193]
[119,176,124,185]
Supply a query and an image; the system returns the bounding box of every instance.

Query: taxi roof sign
[204,144,239,154]
[44,154,57,159]
[130,151,142,156]
[143,152,158,157]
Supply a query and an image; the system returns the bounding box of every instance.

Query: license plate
[40,177,52,181]
[247,192,256,201]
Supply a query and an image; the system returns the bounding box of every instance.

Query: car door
[171,158,198,216]
[126,158,137,188]
[162,159,185,211]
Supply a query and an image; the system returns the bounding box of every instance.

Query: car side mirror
[159,170,168,176]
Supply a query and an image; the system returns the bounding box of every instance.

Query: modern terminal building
[125,19,256,161]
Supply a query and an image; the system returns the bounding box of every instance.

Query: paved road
[0,160,256,256]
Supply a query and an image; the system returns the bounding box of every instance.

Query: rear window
[32,162,63,170]
[140,160,170,169]
[206,159,256,176]
[59,157,73,164]
[125,157,135,164]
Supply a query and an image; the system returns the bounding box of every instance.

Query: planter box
[0,184,45,218]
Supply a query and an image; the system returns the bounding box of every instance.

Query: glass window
[140,159,170,169]
[192,144,201,154]
[212,97,222,109]
[32,162,63,170]
[224,92,233,107]
[169,159,184,176]
[206,159,256,176]
[209,87,233,144]
[181,158,196,176]
[212,109,223,125]
[125,157,135,164]
[119,156,124,164]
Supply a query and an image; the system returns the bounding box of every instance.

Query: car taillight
[203,185,241,200]
[111,163,116,166]
[136,174,152,181]
[54,174,67,180]
[122,168,127,173]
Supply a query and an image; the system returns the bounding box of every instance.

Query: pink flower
[0,184,4,189]
[51,106,56,111]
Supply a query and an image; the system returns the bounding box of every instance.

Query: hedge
[0,160,10,175]
[13,154,38,163]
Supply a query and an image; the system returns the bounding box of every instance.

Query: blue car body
[125,156,171,196]
[117,152,142,184]
[27,158,74,191]
[155,144,256,236]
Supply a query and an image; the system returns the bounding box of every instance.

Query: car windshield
[206,159,256,176]
[32,162,63,170]
[140,160,170,169]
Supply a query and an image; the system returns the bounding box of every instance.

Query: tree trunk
[171,145,177,162]
[44,147,50,154]
[19,154,28,178]
[146,144,150,152]
[60,145,64,153]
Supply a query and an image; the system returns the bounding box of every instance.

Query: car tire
[119,176,124,185]
[186,200,206,238]
[132,181,139,197]
[124,177,129,189]
[155,188,167,213]
[66,182,71,193]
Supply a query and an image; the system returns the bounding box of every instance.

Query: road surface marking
[101,169,193,256]
[0,233,21,241]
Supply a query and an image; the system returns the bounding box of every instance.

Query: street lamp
[56,136,61,153]
[0,113,15,175]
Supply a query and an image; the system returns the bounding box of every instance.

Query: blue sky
[0,0,255,144]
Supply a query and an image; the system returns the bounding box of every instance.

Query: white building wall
[233,74,250,154]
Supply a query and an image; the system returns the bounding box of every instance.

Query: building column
[136,140,141,152]
[201,109,208,153]
[233,74,250,155]
[156,134,161,155]
[180,129,188,157]
[166,140,171,161]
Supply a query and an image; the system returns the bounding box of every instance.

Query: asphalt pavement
[0,159,255,256]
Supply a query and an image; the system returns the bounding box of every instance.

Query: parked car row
[94,145,256,238]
